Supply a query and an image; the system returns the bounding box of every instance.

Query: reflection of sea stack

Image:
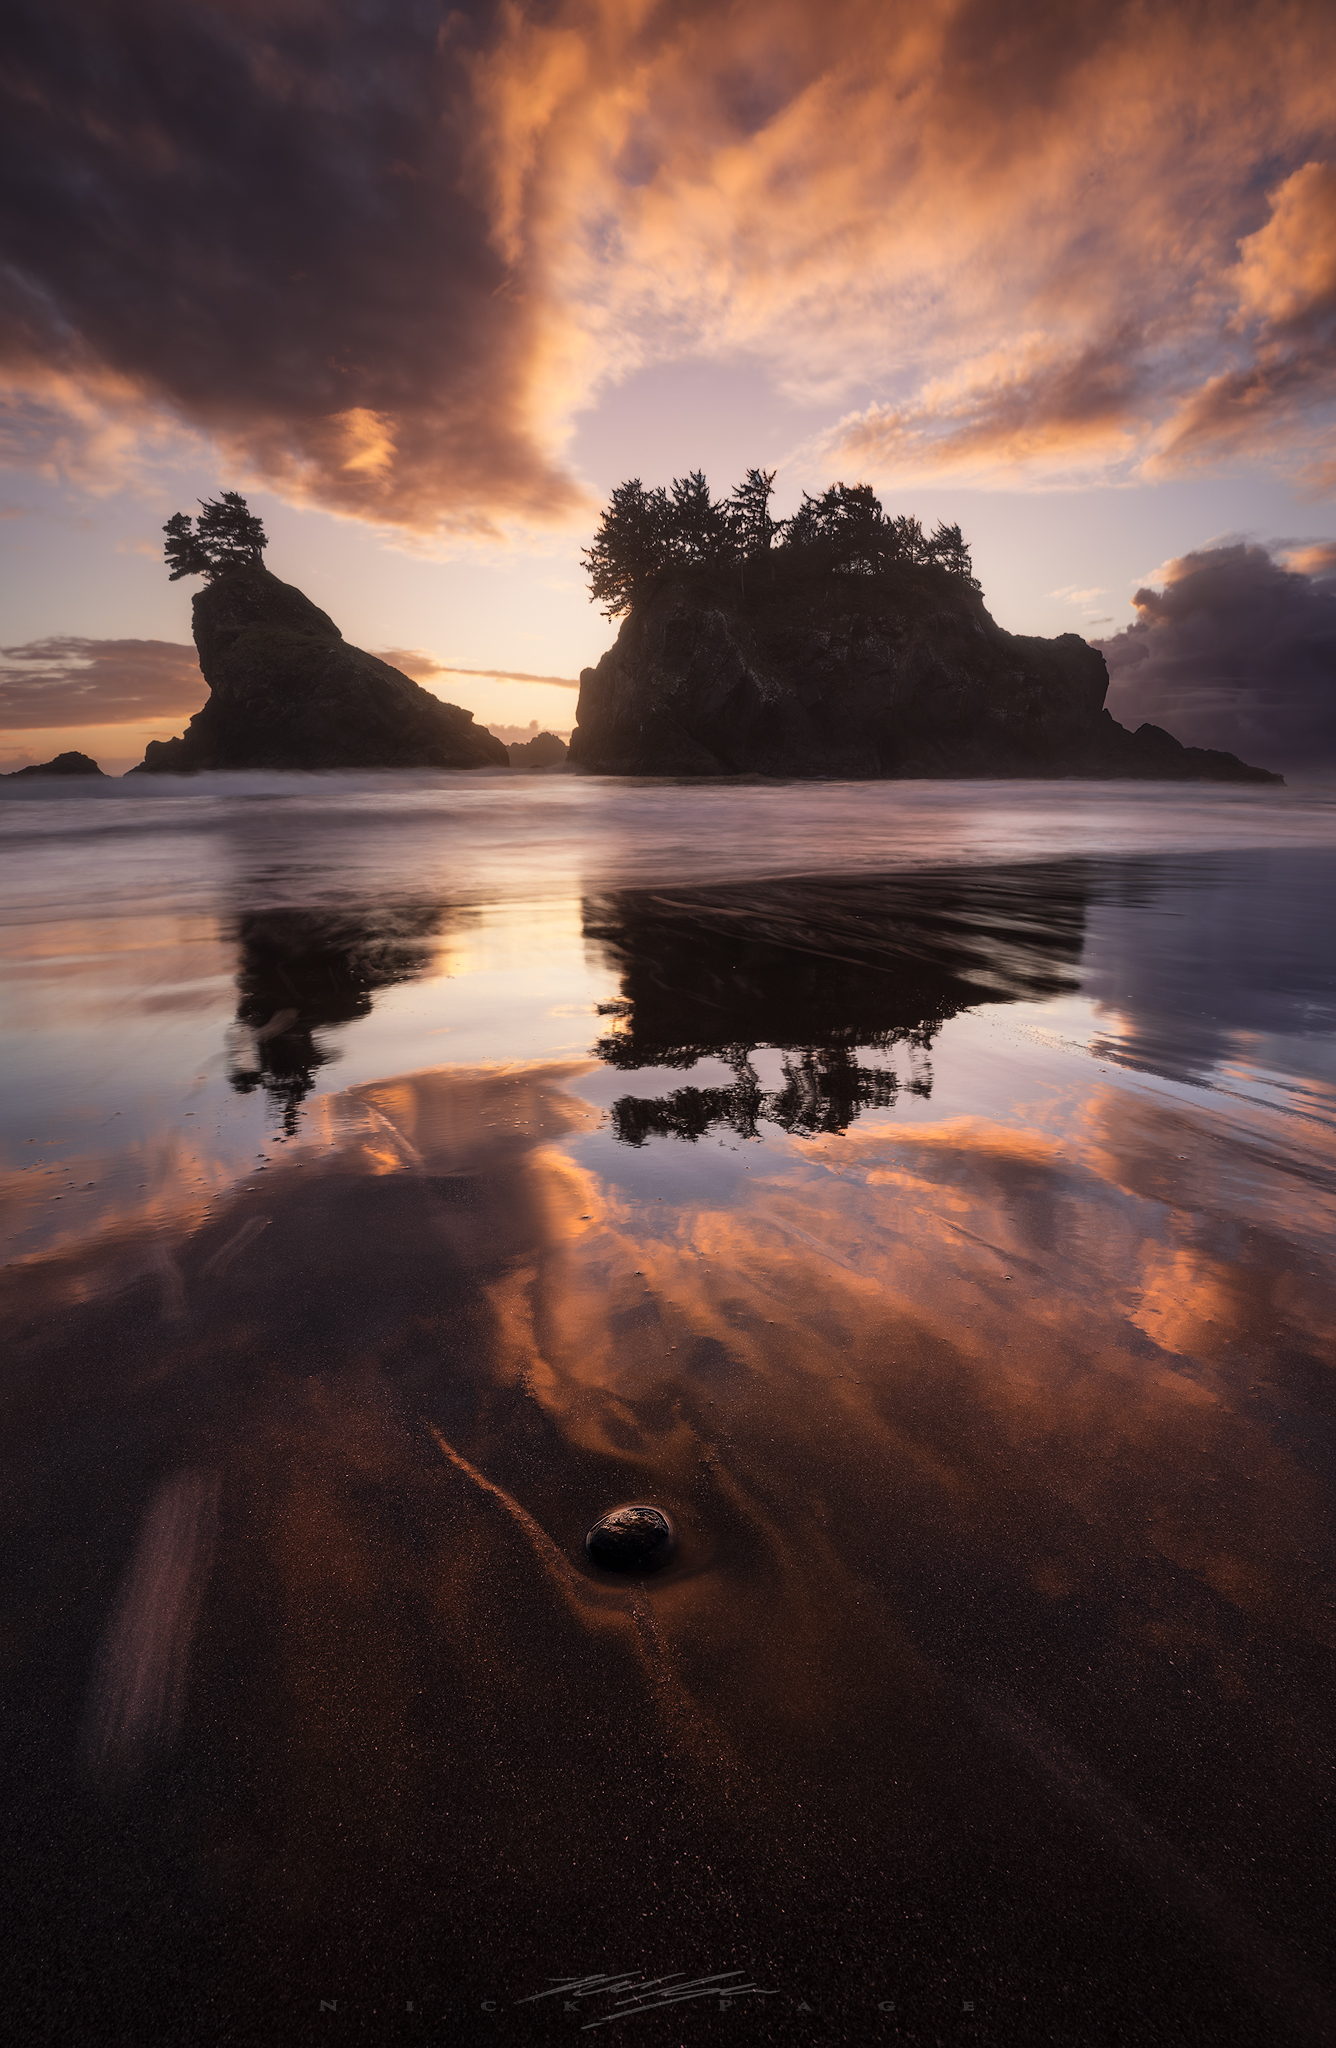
[585,865,1094,1142]
[569,559,1283,781]
[227,902,445,1127]
[134,566,507,773]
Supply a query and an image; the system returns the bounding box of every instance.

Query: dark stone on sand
[567,558,1283,783]
[132,564,508,774]
[584,1503,676,1571]
[7,750,105,778]
[507,730,569,770]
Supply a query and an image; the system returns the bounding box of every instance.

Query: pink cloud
[3,1,1335,528]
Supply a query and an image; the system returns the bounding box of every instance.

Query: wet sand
[1,782,1333,2045]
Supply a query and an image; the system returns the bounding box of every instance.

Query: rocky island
[135,566,506,774]
[5,751,105,778]
[569,473,1282,782]
[135,493,506,774]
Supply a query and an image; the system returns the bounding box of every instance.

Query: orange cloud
[3,1,1336,529]
[475,1,1336,492]
[1152,161,1336,476]
[1234,161,1336,330]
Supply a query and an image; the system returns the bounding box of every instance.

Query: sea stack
[567,558,1282,782]
[6,751,105,778]
[133,564,507,773]
[507,730,569,770]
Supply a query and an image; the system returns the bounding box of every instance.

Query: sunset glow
[2,0,1333,768]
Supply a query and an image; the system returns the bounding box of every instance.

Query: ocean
[2,772,1333,2045]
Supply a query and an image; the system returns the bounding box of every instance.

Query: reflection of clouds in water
[3,1045,1326,2030]
[1081,850,1336,1089]
[496,1088,1336,1647]
[84,1468,219,1776]
[4,816,1334,2028]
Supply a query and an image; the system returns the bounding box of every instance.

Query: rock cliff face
[568,560,1281,782]
[134,565,507,773]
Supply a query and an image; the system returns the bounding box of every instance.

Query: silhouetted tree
[885,513,927,564]
[924,520,979,587]
[727,468,779,555]
[785,481,887,571]
[582,469,978,609]
[581,477,671,616]
[163,491,268,581]
[667,470,734,567]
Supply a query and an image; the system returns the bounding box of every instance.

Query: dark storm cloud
[0,637,200,727]
[1095,545,1336,775]
[0,0,581,531]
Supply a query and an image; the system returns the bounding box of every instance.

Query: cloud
[1150,161,1336,477]
[498,0,1336,492]
[1279,540,1336,579]
[380,649,579,690]
[0,636,201,727]
[1093,544,1336,774]
[3,2,1336,529]
[1234,161,1336,330]
[0,0,583,533]
[828,333,1150,483]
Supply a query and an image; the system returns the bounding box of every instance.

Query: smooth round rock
[584,1503,676,1573]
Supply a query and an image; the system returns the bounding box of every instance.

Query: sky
[1,0,1334,775]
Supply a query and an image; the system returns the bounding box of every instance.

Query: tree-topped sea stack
[137,494,506,774]
[569,472,1281,783]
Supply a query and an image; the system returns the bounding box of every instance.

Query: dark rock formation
[568,559,1282,782]
[133,564,508,773]
[507,729,569,770]
[6,750,105,778]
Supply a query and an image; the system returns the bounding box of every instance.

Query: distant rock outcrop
[507,730,569,770]
[6,750,105,778]
[133,565,507,773]
[568,559,1283,782]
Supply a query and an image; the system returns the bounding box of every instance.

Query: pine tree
[163,491,269,581]
[580,469,979,609]
[163,511,211,581]
[580,478,672,617]
[785,481,886,570]
[885,514,928,565]
[726,468,779,556]
[666,471,733,567]
[924,520,980,588]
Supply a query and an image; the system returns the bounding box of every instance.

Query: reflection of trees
[585,865,1091,1144]
[226,901,446,1130]
[610,1043,922,1146]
